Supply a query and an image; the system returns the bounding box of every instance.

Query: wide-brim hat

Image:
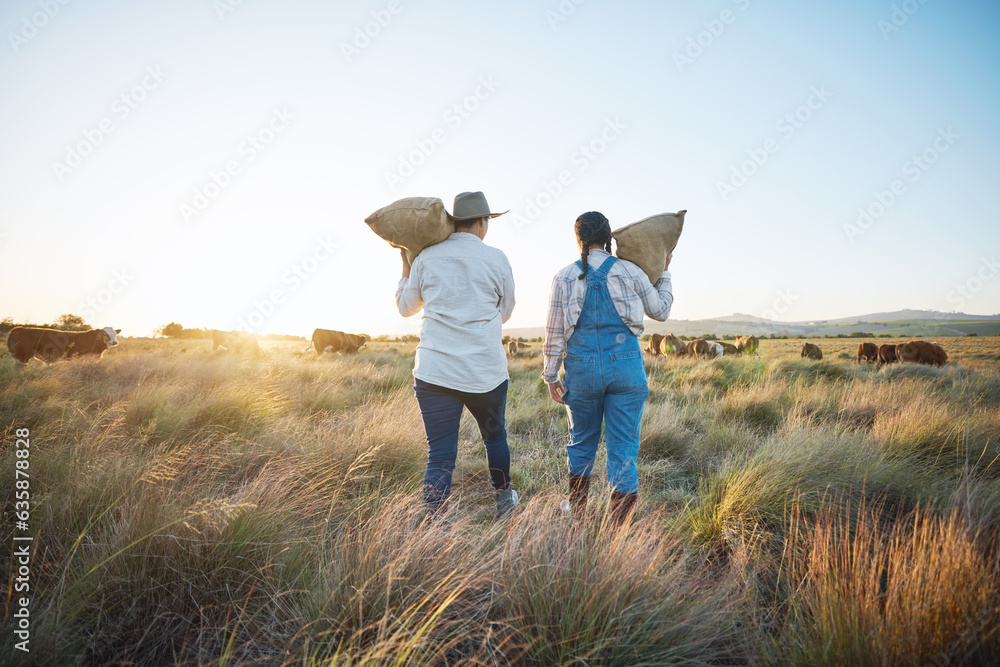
[447,191,508,221]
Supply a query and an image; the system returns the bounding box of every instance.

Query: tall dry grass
[1,336,998,664]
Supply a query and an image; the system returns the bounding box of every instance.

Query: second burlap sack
[612,210,686,285]
[365,197,455,264]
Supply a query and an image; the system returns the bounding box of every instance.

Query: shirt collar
[587,247,610,258]
[449,232,482,242]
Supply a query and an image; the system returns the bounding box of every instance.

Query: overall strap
[574,256,617,276]
[586,255,617,287]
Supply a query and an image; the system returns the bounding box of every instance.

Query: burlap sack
[612,210,686,285]
[364,197,454,264]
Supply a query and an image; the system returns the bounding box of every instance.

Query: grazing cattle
[212,330,261,353]
[311,328,367,355]
[659,334,686,356]
[896,340,947,367]
[857,342,879,364]
[6,326,120,364]
[506,340,532,356]
[686,339,716,359]
[877,343,898,365]
[647,333,664,356]
[735,335,759,356]
[718,341,740,356]
[801,342,823,360]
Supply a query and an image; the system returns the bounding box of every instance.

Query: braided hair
[575,211,612,280]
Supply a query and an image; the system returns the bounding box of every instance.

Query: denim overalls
[563,256,649,494]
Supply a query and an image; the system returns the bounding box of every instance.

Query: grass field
[2,335,999,665]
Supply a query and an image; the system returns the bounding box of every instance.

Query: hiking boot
[494,486,519,521]
[610,491,637,527]
[569,473,590,519]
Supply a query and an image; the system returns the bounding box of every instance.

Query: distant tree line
[1,314,91,335]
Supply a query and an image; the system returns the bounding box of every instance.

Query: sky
[1,0,998,338]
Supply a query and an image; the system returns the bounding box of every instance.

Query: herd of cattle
[3,326,368,365]
[646,333,760,359]
[853,340,947,366]
[3,325,950,369]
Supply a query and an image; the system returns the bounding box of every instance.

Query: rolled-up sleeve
[542,276,568,384]
[395,263,424,317]
[637,271,673,321]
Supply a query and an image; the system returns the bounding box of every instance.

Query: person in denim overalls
[543,212,674,525]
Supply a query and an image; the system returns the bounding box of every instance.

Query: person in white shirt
[396,191,518,520]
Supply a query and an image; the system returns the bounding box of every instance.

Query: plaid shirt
[542,249,672,384]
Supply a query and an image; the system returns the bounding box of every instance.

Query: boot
[494,486,519,521]
[568,473,590,518]
[610,491,637,527]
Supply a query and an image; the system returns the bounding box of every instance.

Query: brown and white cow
[312,328,367,355]
[647,333,664,356]
[857,342,879,364]
[212,330,261,353]
[877,343,898,365]
[6,326,120,364]
[801,342,823,360]
[735,335,759,356]
[718,341,740,356]
[659,334,686,355]
[895,340,947,367]
[686,339,723,359]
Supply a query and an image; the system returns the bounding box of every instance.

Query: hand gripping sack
[612,210,686,285]
[365,197,455,264]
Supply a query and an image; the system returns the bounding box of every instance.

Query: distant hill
[787,309,1000,324]
[504,310,1000,340]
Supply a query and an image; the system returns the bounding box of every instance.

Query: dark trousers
[413,378,511,511]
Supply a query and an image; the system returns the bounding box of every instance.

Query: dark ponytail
[574,211,612,280]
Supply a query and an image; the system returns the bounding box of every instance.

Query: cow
[311,328,367,355]
[647,333,664,356]
[896,340,947,367]
[877,343,898,365]
[718,341,740,356]
[735,335,759,356]
[506,340,532,356]
[6,326,120,364]
[212,330,261,353]
[686,339,721,359]
[659,334,686,356]
[857,342,879,364]
[801,342,823,360]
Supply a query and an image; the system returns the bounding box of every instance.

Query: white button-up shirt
[396,232,516,393]
[542,248,672,384]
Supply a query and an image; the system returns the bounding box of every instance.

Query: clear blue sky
[1,0,998,337]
